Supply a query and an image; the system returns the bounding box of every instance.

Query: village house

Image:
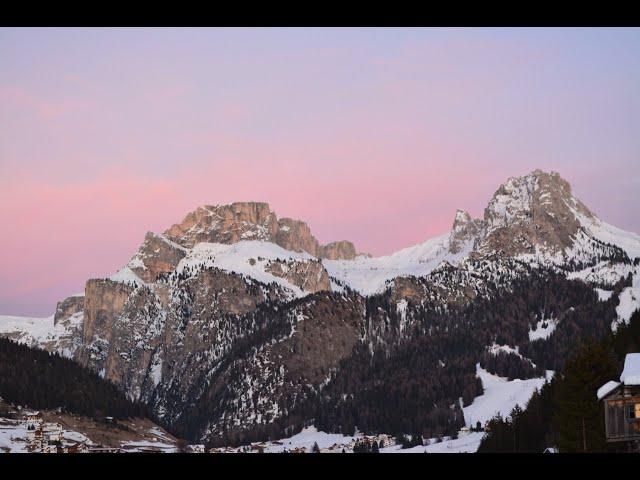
[597,353,640,451]
[42,423,63,444]
[24,411,42,430]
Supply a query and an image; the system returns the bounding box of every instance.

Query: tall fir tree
[553,342,618,452]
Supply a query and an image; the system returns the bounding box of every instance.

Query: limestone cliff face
[67,202,341,400]
[82,279,134,346]
[103,286,165,401]
[165,202,278,248]
[164,201,358,260]
[274,217,320,256]
[84,266,292,417]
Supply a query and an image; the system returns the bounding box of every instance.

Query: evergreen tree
[553,342,617,452]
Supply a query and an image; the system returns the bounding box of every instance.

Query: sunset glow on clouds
[1,27,639,315]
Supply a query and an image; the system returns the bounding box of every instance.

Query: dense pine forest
[478,309,640,452]
[0,337,150,419]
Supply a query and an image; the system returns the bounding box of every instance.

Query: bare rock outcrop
[164,202,278,248]
[82,279,134,345]
[448,209,485,255]
[128,232,187,283]
[318,240,357,260]
[265,258,330,293]
[164,201,358,260]
[54,295,85,326]
[275,217,321,256]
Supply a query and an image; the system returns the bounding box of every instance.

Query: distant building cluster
[23,412,89,453]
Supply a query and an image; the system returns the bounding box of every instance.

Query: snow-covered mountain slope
[174,241,326,298]
[326,170,640,295]
[0,314,82,358]
[324,232,471,295]
[579,214,640,260]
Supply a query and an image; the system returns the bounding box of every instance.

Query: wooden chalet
[598,353,640,448]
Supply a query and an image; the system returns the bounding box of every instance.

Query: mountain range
[1,169,639,447]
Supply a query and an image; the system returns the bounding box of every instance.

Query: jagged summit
[163,201,357,260]
[325,169,640,294]
[479,169,596,256]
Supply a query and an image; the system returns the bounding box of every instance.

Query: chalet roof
[620,353,640,385]
[597,381,621,400]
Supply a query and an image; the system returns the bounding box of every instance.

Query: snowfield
[176,241,318,298]
[323,231,472,295]
[462,365,553,427]
[612,285,640,332]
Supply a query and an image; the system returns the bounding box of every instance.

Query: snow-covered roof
[597,380,621,400]
[620,353,640,386]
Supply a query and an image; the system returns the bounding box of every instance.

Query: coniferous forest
[185,268,624,447]
[0,337,150,419]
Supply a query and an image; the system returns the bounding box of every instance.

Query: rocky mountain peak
[163,202,358,260]
[164,202,278,248]
[479,169,596,256]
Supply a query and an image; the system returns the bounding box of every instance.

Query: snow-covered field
[0,421,30,453]
[462,365,553,427]
[221,426,486,454]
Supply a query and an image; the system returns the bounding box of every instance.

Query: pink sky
[1,28,639,315]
